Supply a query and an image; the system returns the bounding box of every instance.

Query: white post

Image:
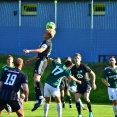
[91,0,93,29]
[54,0,57,28]
[90,0,93,64]
[18,0,21,55]
[19,0,21,26]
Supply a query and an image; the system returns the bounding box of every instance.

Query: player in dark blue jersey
[23,28,56,111]
[71,53,96,117]
[0,58,29,117]
[0,55,14,115]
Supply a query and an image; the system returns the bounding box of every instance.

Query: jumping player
[23,28,56,111]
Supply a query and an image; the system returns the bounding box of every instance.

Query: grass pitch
[0,101,114,117]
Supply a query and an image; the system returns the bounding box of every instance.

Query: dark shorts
[76,85,91,94]
[60,85,65,91]
[0,99,22,112]
[33,58,47,76]
[59,80,68,92]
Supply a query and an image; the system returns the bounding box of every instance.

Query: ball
[46,22,56,30]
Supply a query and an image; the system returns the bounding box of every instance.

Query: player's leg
[60,82,65,108]
[108,87,117,117]
[32,59,47,111]
[65,82,72,108]
[9,100,24,117]
[60,89,65,108]
[43,83,51,117]
[16,106,24,117]
[51,85,62,117]
[78,98,87,110]
[66,90,72,108]
[6,104,12,115]
[112,101,117,117]
[84,91,93,117]
[44,97,51,117]
[54,96,62,117]
[75,93,82,117]
[0,100,7,115]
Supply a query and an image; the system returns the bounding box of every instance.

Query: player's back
[0,68,28,100]
[45,60,71,88]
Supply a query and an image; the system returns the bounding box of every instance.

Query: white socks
[113,105,117,116]
[57,103,62,117]
[44,102,62,117]
[79,99,84,108]
[44,103,49,117]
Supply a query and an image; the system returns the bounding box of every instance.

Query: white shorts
[70,86,77,93]
[44,83,60,97]
[108,87,117,100]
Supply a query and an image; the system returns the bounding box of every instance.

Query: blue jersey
[0,68,28,100]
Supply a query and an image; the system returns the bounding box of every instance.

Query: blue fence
[0,1,117,62]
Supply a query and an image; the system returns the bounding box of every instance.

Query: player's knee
[84,97,90,102]
[17,112,24,117]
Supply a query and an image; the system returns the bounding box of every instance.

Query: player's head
[55,57,61,64]
[6,55,13,66]
[65,61,73,69]
[74,53,82,64]
[14,58,24,69]
[65,56,72,62]
[43,28,56,40]
[109,56,116,67]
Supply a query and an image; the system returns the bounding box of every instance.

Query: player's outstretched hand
[23,49,30,54]
[25,60,31,65]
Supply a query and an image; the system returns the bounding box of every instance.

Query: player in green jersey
[0,55,14,78]
[43,58,81,117]
[102,56,117,117]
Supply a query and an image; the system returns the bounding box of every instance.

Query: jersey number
[4,73,17,86]
[51,66,63,75]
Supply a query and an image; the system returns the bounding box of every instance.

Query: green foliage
[0,55,111,103]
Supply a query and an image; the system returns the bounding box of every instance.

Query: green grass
[1,101,114,117]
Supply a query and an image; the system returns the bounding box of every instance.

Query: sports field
[1,101,113,117]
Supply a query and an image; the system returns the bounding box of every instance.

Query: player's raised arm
[25,55,38,65]
[23,46,47,54]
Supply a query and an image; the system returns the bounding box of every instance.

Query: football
[46,22,56,30]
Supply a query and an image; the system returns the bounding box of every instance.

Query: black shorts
[59,81,68,92]
[60,85,65,91]
[76,85,91,94]
[0,99,22,112]
[33,58,47,76]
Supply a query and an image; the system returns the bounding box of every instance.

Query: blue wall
[0,1,117,62]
